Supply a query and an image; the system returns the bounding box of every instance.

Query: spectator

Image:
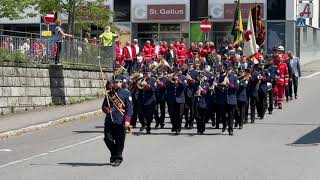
[54,19,73,64]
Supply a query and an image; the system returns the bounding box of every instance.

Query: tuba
[114,65,126,76]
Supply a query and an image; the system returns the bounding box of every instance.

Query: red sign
[44,14,55,24]
[224,3,264,19]
[200,19,212,33]
[147,4,186,20]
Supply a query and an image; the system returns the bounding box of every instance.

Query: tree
[0,0,36,19]
[36,0,113,35]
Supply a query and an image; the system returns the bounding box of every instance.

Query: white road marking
[0,135,103,169]
[0,149,12,152]
[301,72,320,79]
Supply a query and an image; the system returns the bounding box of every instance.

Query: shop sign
[298,3,313,18]
[209,3,264,19]
[147,4,186,20]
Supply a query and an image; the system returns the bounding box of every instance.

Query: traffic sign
[44,13,55,24]
[200,19,212,33]
[297,18,306,27]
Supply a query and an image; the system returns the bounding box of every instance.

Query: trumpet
[154,58,170,71]
[136,77,147,90]
[114,65,126,76]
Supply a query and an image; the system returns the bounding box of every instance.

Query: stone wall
[0,62,112,115]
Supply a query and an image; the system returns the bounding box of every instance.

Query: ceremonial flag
[231,0,244,45]
[243,10,258,58]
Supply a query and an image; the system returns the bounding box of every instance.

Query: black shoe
[234,123,238,128]
[259,117,264,120]
[171,128,175,132]
[215,126,220,129]
[155,123,160,129]
[160,124,165,129]
[110,157,115,164]
[174,131,180,135]
[139,126,145,132]
[222,128,226,132]
[211,122,215,127]
[199,132,204,135]
[239,125,243,130]
[295,95,298,99]
[112,160,122,167]
[146,130,151,134]
[251,120,255,124]
[290,96,293,100]
[229,131,234,136]
[184,124,189,129]
[269,111,272,115]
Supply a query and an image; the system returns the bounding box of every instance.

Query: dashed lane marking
[0,135,103,169]
[301,72,320,79]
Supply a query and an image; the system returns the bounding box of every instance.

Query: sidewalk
[0,97,104,137]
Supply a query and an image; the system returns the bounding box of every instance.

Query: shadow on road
[288,127,320,147]
[255,122,320,126]
[72,131,104,134]
[58,162,112,167]
[131,132,227,136]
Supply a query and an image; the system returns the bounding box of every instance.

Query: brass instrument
[136,77,147,90]
[114,65,126,76]
[154,58,170,71]
[128,72,144,90]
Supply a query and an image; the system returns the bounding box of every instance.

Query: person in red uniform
[174,41,180,52]
[142,40,154,63]
[176,43,187,66]
[158,41,168,60]
[115,41,123,66]
[131,40,138,62]
[122,41,133,75]
[273,54,289,109]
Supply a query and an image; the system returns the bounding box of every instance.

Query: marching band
[108,39,298,136]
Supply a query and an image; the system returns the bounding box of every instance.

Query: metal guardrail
[0,29,114,67]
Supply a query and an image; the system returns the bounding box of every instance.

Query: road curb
[0,110,103,139]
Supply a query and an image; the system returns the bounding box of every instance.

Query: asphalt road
[0,74,320,180]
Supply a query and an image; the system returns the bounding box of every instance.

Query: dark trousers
[124,60,133,75]
[154,101,166,126]
[224,105,236,132]
[104,122,126,162]
[235,101,246,127]
[216,104,227,128]
[257,91,267,118]
[196,107,207,133]
[205,103,216,125]
[268,88,275,113]
[250,96,258,122]
[131,103,143,127]
[167,102,185,132]
[289,76,299,97]
[55,42,62,64]
[184,98,196,127]
[143,105,155,132]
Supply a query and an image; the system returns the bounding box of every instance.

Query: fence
[0,29,114,67]
[297,25,320,65]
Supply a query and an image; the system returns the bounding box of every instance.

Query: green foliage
[0,49,28,63]
[36,0,113,34]
[0,0,37,19]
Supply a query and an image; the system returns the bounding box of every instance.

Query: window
[267,22,286,54]
[137,23,158,32]
[190,0,208,21]
[114,0,130,22]
[160,24,180,31]
[267,0,286,20]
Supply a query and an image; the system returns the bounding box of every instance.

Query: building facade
[0,0,319,56]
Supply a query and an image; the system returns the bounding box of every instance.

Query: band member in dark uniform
[154,68,167,129]
[138,67,157,134]
[166,66,187,135]
[235,67,249,129]
[102,75,133,167]
[195,73,210,135]
[184,61,199,129]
